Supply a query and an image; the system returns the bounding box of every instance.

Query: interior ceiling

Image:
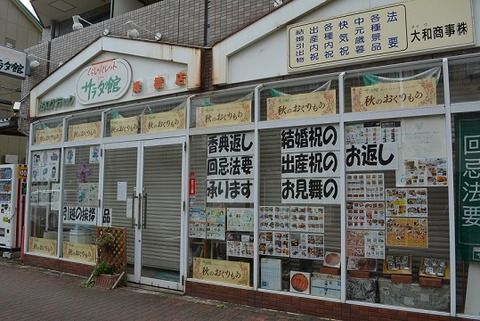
[31,0,110,26]
[31,0,163,27]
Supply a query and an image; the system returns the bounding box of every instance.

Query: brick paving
[0,259,331,321]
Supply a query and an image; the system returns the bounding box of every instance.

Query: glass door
[102,142,140,280]
[139,138,185,290]
[102,138,186,291]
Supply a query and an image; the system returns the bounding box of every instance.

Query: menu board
[385,188,428,218]
[290,233,324,260]
[259,231,289,257]
[346,173,385,201]
[347,230,385,259]
[347,202,385,230]
[226,233,254,258]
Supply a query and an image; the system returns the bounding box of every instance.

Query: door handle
[131,192,137,228]
[137,193,142,229]
[143,192,148,229]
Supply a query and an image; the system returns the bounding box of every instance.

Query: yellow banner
[351,78,437,112]
[141,110,185,134]
[63,241,96,264]
[193,257,250,286]
[68,121,101,141]
[196,101,251,128]
[35,127,62,145]
[29,237,57,256]
[288,0,473,72]
[110,116,139,137]
[267,90,336,120]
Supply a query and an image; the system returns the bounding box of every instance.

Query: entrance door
[102,138,186,291]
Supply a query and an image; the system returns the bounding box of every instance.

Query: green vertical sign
[457,116,480,262]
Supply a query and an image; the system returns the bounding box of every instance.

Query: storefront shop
[23,0,480,320]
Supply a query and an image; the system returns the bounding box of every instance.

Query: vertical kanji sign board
[457,116,480,262]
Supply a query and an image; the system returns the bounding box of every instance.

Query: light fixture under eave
[72,15,94,31]
[29,60,40,69]
[125,20,162,41]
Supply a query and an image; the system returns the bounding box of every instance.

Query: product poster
[259,206,289,231]
[289,206,307,231]
[346,173,385,201]
[386,218,428,248]
[396,158,448,186]
[189,207,206,239]
[31,150,60,183]
[347,202,385,230]
[259,231,289,257]
[226,233,254,258]
[89,146,101,164]
[345,121,401,145]
[397,116,447,186]
[78,183,98,206]
[290,233,324,260]
[347,230,385,259]
[347,257,377,272]
[226,208,254,232]
[385,188,428,217]
[65,148,76,165]
[206,207,226,240]
[306,206,325,233]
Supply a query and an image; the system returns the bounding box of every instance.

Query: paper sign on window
[267,90,336,120]
[196,101,251,128]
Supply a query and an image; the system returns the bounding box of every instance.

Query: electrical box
[0,164,27,249]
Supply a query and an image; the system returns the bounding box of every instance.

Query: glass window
[258,125,341,298]
[259,76,338,121]
[454,112,480,316]
[345,115,450,311]
[190,89,254,129]
[344,63,444,113]
[32,119,63,145]
[188,131,254,287]
[105,98,186,137]
[61,145,100,264]
[28,149,61,256]
[449,57,480,104]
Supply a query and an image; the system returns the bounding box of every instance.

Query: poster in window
[290,233,324,260]
[281,151,340,178]
[385,188,427,218]
[226,208,254,232]
[259,206,289,231]
[306,206,325,233]
[347,230,385,259]
[259,231,289,257]
[226,233,253,258]
[206,179,253,203]
[281,125,339,153]
[207,132,254,157]
[189,207,206,239]
[346,173,385,201]
[346,121,401,145]
[347,202,385,230]
[207,155,254,179]
[206,207,226,240]
[78,183,98,206]
[397,116,447,186]
[89,146,101,164]
[31,149,60,183]
[65,148,76,165]
[345,142,398,171]
[386,218,428,248]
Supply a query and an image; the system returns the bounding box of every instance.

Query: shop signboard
[62,206,112,227]
[35,127,63,145]
[62,241,97,263]
[29,237,57,256]
[267,90,336,120]
[287,0,474,72]
[196,101,251,128]
[0,44,26,79]
[110,116,139,137]
[141,110,185,134]
[457,117,480,262]
[192,257,250,286]
[68,121,101,142]
[76,58,132,105]
[207,132,254,203]
[351,78,437,112]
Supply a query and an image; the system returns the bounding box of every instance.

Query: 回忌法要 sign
[287,0,474,72]
[0,45,26,79]
[456,116,480,262]
[76,58,132,105]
